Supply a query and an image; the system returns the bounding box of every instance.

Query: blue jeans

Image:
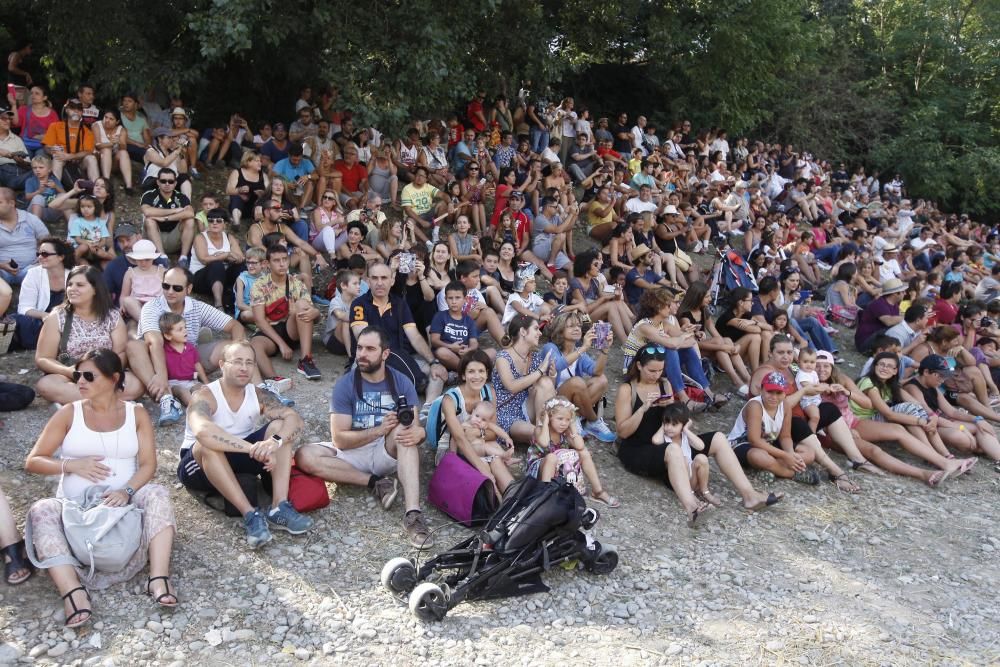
[793,316,835,352]
[663,346,712,395]
[289,219,310,244]
[0,266,28,285]
[814,244,841,265]
[0,163,30,190]
[530,128,549,154]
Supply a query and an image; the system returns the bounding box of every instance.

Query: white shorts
[320,438,398,477]
[169,379,199,392]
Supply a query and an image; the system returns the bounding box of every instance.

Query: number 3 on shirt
[352,306,365,322]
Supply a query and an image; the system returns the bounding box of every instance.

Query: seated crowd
[3,82,1000,632]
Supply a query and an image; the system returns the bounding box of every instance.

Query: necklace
[92,403,123,461]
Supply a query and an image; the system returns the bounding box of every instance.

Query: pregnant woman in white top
[25,349,178,629]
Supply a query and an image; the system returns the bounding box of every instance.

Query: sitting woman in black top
[614,346,781,527]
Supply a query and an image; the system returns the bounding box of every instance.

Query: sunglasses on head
[72,370,97,383]
[639,344,667,359]
[161,282,186,292]
[158,179,176,185]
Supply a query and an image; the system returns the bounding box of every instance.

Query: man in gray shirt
[0,186,47,285]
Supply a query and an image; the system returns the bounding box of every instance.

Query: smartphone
[76,179,94,193]
[656,394,674,402]
[398,252,415,274]
[592,321,612,350]
[603,284,617,294]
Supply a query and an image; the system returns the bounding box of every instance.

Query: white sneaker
[693,241,703,253]
[737,384,750,397]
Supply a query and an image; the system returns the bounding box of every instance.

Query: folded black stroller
[381,476,618,621]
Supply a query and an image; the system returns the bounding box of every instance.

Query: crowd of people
[2,70,1000,631]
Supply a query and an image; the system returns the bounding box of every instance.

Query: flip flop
[850,459,886,476]
[829,473,861,494]
[590,491,620,508]
[959,458,978,475]
[745,491,785,512]
[926,469,951,488]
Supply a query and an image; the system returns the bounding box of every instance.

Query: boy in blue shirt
[430,281,481,370]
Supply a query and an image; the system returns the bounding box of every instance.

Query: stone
[800,530,821,542]
[205,630,223,647]
[0,643,24,662]
[47,642,69,658]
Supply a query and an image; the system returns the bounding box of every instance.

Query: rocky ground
[1,173,999,666]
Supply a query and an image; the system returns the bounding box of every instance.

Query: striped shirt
[138,295,233,341]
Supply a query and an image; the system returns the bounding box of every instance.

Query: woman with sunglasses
[13,236,73,350]
[569,249,634,344]
[25,348,178,628]
[492,314,558,444]
[35,266,145,404]
[190,207,245,312]
[460,163,488,236]
[615,347,782,525]
[622,288,720,412]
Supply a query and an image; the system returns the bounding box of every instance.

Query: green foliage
[3,0,997,214]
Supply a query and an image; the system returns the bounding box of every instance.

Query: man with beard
[295,326,433,549]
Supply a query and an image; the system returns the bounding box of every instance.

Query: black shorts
[618,431,716,490]
[177,423,271,492]
[790,402,841,443]
[253,320,297,348]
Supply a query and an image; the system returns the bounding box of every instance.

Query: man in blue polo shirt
[349,261,446,401]
[0,186,47,285]
[272,142,316,210]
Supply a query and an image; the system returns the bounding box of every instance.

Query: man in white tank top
[180,341,313,549]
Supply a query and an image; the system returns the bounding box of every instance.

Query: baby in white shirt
[795,348,822,433]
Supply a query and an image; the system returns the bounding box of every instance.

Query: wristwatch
[125,486,136,501]
[430,359,441,365]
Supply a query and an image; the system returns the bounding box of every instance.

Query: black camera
[396,395,414,427]
[980,318,994,328]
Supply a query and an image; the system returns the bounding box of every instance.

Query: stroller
[709,247,759,309]
[380,476,618,621]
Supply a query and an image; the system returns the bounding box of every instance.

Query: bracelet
[60,459,66,474]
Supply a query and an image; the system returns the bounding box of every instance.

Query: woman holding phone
[491,314,558,444]
[678,281,752,395]
[540,311,616,442]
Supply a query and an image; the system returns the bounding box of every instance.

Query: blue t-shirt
[330,367,419,430]
[24,175,59,202]
[273,157,315,183]
[260,140,289,164]
[451,141,474,173]
[625,267,663,305]
[430,311,479,345]
[67,216,109,246]
[540,341,596,387]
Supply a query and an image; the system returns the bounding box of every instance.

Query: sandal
[926,469,951,488]
[682,399,708,414]
[2,540,34,586]
[695,490,723,507]
[687,501,712,527]
[62,586,92,629]
[829,472,861,494]
[958,458,978,475]
[745,491,785,512]
[849,459,886,476]
[590,490,620,508]
[147,575,179,608]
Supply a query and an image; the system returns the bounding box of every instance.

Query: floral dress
[491,349,541,431]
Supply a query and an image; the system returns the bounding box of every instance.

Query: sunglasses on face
[72,370,97,383]
[268,205,283,211]
[207,217,226,224]
[37,251,58,258]
[158,179,176,185]
[161,282,186,292]
[322,195,336,200]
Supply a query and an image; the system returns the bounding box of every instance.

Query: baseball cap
[0,106,13,117]
[152,127,172,138]
[815,350,835,364]
[114,223,139,238]
[918,354,952,377]
[509,190,525,199]
[761,371,788,393]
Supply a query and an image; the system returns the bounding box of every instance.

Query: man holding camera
[295,325,433,549]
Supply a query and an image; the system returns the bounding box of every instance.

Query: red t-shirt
[164,341,199,382]
[490,184,513,228]
[334,160,368,193]
[447,122,464,148]
[596,146,623,161]
[466,100,485,132]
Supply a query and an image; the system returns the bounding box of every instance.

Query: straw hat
[630,244,652,262]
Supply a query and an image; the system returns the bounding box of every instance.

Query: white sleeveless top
[188,231,231,274]
[181,380,260,452]
[727,396,783,444]
[399,142,418,167]
[144,146,182,181]
[59,401,140,500]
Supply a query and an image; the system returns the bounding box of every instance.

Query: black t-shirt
[140,189,191,233]
[612,124,631,154]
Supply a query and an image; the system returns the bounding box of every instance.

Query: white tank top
[59,401,140,500]
[188,231,231,274]
[181,380,260,452]
[399,142,418,167]
[727,396,783,444]
[144,146,181,181]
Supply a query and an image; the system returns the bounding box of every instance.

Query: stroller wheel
[409,582,449,622]
[586,543,619,575]
[380,557,417,595]
[581,507,599,530]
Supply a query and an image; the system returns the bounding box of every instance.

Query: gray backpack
[26,485,143,578]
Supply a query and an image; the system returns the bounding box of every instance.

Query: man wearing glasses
[140,167,196,269]
[0,186,47,286]
[346,192,387,247]
[128,266,258,410]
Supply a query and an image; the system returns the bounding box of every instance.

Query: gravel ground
[1,174,999,665]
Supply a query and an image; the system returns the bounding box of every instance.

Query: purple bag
[427,452,498,527]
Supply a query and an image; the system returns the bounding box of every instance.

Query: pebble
[800,530,821,542]
[47,642,69,658]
